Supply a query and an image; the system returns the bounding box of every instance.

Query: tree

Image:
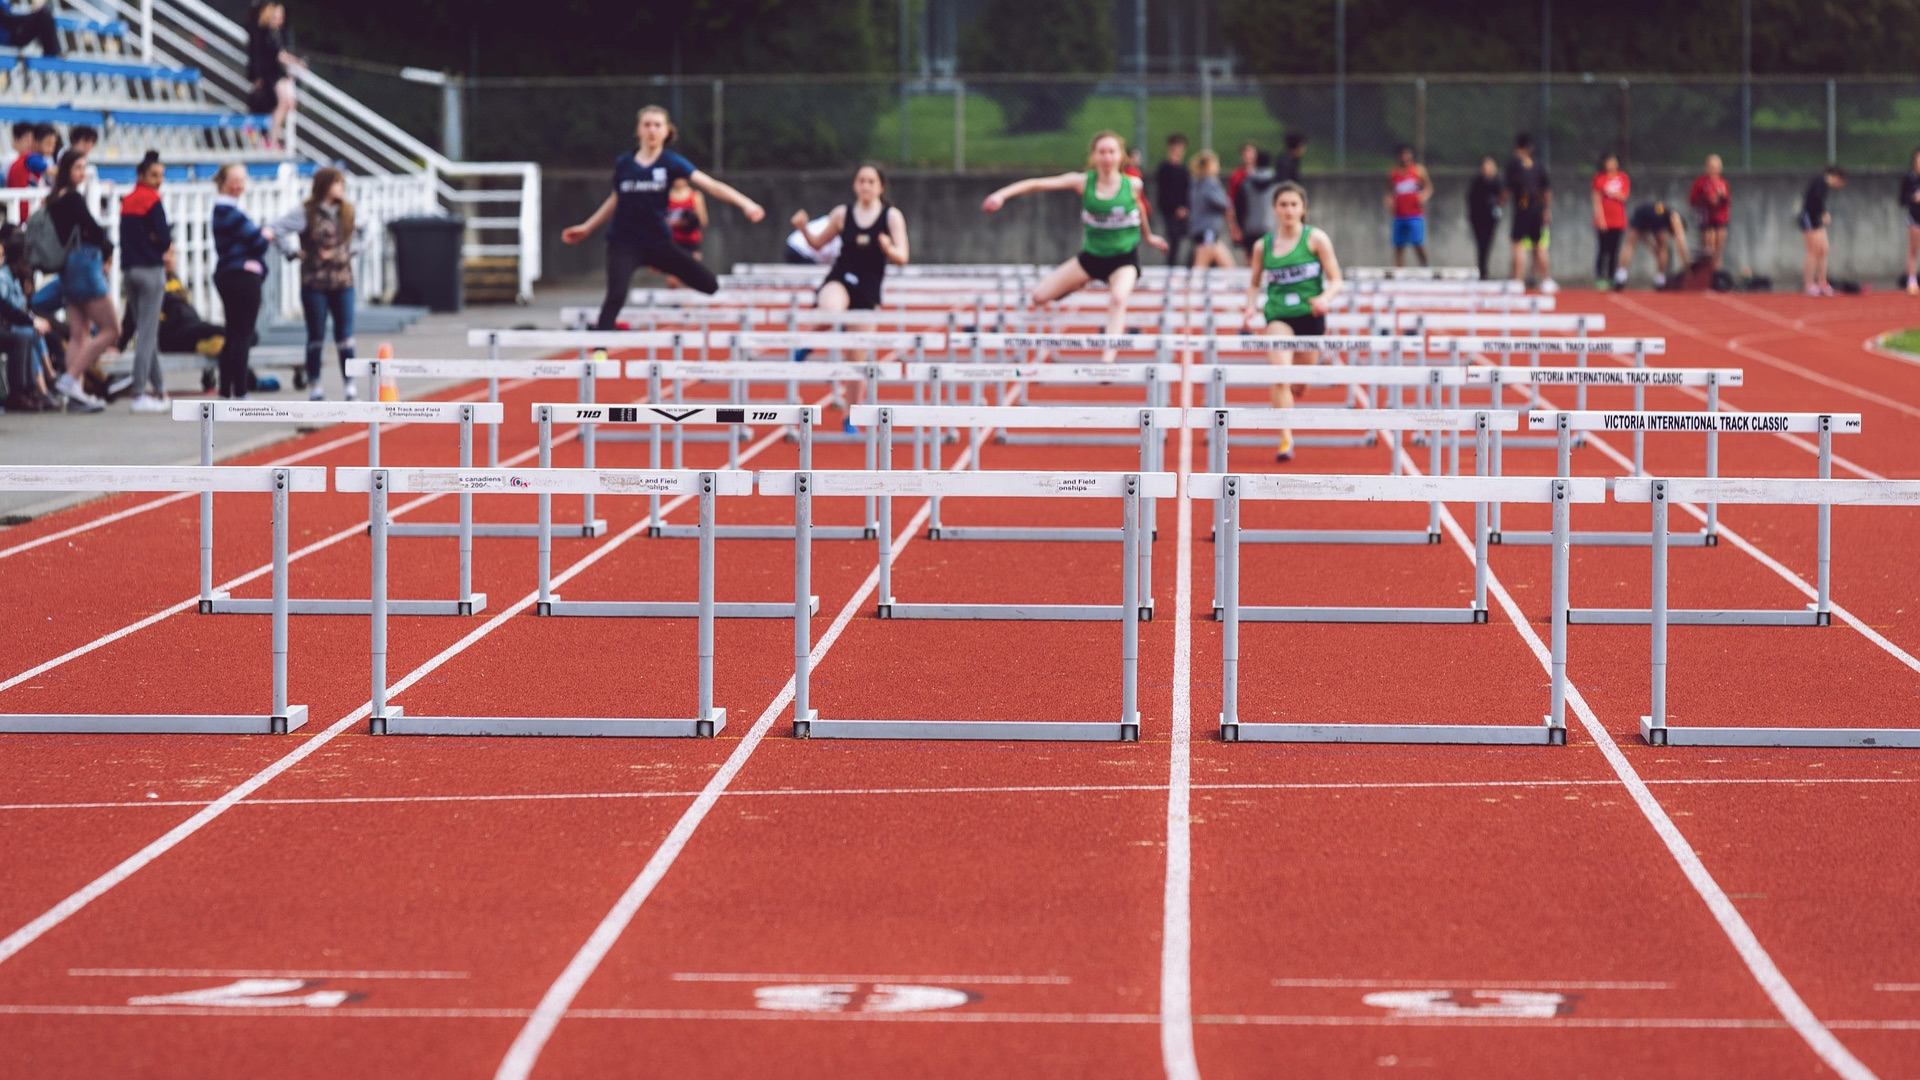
[961,0,1116,134]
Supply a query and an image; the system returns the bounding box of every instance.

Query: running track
[1,290,1917,1078]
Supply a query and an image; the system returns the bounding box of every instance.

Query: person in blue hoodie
[119,151,172,412]
[210,163,272,399]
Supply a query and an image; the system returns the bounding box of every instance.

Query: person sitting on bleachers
[67,124,96,157]
[246,2,305,148]
[7,122,53,222]
[0,225,57,412]
[0,2,63,58]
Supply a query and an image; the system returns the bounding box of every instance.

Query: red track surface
[2,290,1919,1078]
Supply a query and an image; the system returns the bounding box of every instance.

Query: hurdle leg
[1137,414,1155,619]
[1546,478,1570,743]
[1473,423,1490,619]
[269,469,292,731]
[864,367,880,537]
[1211,411,1229,615]
[487,333,502,466]
[1447,383,1461,477]
[878,413,895,611]
[649,365,664,531]
[1632,381,1645,475]
[1120,476,1141,741]
[198,406,215,610]
[1641,482,1670,745]
[793,472,815,736]
[1488,379,1504,537]
[458,407,475,611]
[369,471,399,733]
[581,367,599,533]
[537,411,553,613]
[1704,379,1720,542]
[1221,477,1240,740]
[1426,416,1441,539]
[928,401,945,536]
[696,472,721,736]
[1816,423,1832,624]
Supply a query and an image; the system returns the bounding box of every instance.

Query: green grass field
[1882,328,1920,355]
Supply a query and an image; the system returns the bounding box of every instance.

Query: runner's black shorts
[821,269,882,310]
[1076,248,1140,283]
[1267,313,1326,336]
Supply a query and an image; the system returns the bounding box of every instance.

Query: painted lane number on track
[1363,989,1571,1018]
[754,983,977,1014]
[127,978,353,1009]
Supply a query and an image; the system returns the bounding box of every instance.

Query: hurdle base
[374,707,726,738]
[1640,716,1918,748]
[0,704,308,735]
[1221,715,1560,745]
[929,524,1126,543]
[1223,605,1487,624]
[652,523,870,541]
[200,592,488,617]
[1570,604,1827,626]
[797,714,1139,742]
[1236,528,1441,546]
[1224,431,1376,449]
[1494,529,1713,548]
[600,429,749,444]
[540,595,818,619]
[390,519,608,539]
[993,432,1154,448]
[880,601,1134,622]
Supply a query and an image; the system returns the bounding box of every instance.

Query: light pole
[1741,0,1752,170]
[1334,0,1346,169]
[1135,0,1148,159]
[1540,0,1551,169]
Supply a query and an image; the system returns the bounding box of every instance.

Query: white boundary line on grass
[493,467,959,1080]
[0,416,803,970]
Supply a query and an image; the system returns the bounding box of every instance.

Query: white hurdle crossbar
[1620,476,1920,748]
[350,356,620,537]
[337,466,753,737]
[765,468,1176,741]
[1566,412,1861,625]
[173,399,502,616]
[0,466,324,734]
[1194,472,1606,744]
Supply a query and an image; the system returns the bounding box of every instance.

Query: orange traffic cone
[376,343,400,402]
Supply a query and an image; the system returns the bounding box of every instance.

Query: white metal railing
[62,0,541,301]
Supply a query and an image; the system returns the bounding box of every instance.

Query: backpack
[23,204,68,273]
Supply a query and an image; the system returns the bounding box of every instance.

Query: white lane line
[12,774,1918,813]
[1270,977,1672,990]
[0,417,801,971]
[670,972,1071,985]
[1161,352,1201,1080]
[0,378,537,562]
[1414,484,1881,1080]
[1873,984,1920,992]
[69,967,468,980]
[494,470,958,1080]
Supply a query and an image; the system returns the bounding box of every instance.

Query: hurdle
[0,466,321,734]
[1439,335,1664,417]
[1349,266,1483,281]
[338,466,752,737]
[1564,412,1859,625]
[1194,471,1605,744]
[1195,409,1512,622]
[1621,475,1920,748]
[619,355,903,462]
[765,468,1176,740]
[174,399,498,616]
[349,356,619,537]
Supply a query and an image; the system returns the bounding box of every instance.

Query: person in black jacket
[47,149,115,411]
[246,3,305,147]
[1466,156,1504,280]
[1154,134,1190,267]
[0,1,61,57]
[211,163,274,399]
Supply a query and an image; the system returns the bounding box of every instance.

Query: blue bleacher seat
[53,16,128,38]
[0,102,105,125]
[111,109,263,129]
[90,160,316,184]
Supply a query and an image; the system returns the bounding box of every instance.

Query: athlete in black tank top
[825,199,891,309]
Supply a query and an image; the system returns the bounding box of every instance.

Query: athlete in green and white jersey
[1242,181,1343,462]
[982,131,1168,363]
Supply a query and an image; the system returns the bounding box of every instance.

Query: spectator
[664,175,706,288]
[1275,132,1306,185]
[211,163,273,398]
[8,122,51,222]
[119,248,225,361]
[246,2,305,147]
[1386,144,1433,268]
[785,215,838,265]
[119,151,171,413]
[1187,150,1234,270]
[0,226,53,412]
[1689,154,1731,273]
[68,125,98,157]
[1800,165,1845,297]
[271,165,364,400]
[1466,156,1503,280]
[45,148,114,411]
[1591,152,1630,290]
[1620,200,1688,289]
[0,1,61,56]
[1236,152,1281,260]
[1226,141,1257,248]
[1900,147,1920,295]
[1505,132,1554,293]
[1154,133,1190,267]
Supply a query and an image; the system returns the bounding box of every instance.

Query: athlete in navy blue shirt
[563,105,765,328]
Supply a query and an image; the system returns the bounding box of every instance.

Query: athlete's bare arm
[787,205,846,249]
[561,193,618,244]
[878,207,911,266]
[689,170,765,222]
[1308,229,1343,312]
[981,172,1083,213]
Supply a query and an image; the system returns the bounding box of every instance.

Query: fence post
[1334,0,1347,169]
[953,81,965,173]
[712,79,724,171]
[1618,78,1629,165]
[1413,77,1426,162]
[1200,65,1213,153]
[1826,79,1837,164]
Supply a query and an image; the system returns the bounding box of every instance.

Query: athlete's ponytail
[637,105,679,147]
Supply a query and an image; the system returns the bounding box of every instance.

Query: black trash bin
[389,216,465,313]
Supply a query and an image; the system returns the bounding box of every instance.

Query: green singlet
[1261,226,1325,321]
[1080,171,1141,257]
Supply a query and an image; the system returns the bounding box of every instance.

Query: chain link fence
[305,60,1920,175]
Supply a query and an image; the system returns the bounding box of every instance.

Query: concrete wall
[542,168,1913,290]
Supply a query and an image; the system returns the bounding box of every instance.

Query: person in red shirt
[7,122,53,222]
[1591,152,1630,289]
[1385,144,1433,267]
[1688,154,1731,272]
[1225,141,1257,247]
